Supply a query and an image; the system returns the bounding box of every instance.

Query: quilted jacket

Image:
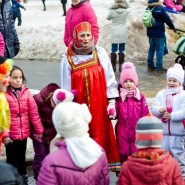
[37,141,110,185]
[118,150,184,185]
[5,85,44,140]
[0,0,19,58]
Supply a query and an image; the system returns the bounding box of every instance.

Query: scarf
[133,149,167,160]
[0,92,10,133]
[165,86,183,113]
[73,40,95,55]
[120,87,141,102]
[164,86,185,128]
[65,135,103,169]
[9,86,21,98]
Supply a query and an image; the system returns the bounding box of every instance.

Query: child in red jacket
[3,65,44,185]
[118,115,184,185]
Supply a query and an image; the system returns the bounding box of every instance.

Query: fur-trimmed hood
[147,2,162,6]
[110,3,128,9]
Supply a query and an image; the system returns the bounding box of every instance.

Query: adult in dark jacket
[11,0,26,26]
[61,0,67,16]
[41,0,46,11]
[146,0,175,71]
[0,0,20,58]
[32,83,60,180]
[0,162,24,185]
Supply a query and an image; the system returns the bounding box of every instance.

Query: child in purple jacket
[37,102,109,185]
[32,85,76,180]
[109,62,149,164]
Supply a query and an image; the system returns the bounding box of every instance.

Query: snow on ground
[15,0,185,62]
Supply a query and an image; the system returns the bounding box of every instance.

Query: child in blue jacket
[11,0,26,26]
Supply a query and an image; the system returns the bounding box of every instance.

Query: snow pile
[15,0,185,62]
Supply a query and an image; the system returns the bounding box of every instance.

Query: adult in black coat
[61,0,67,16]
[0,0,20,58]
[41,0,46,11]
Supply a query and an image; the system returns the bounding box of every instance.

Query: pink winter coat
[37,141,110,185]
[64,1,99,47]
[115,90,149,158]
[164,0,183,12]
[118,151,184,185]
[0,32,5,56]
[5,85,44,140]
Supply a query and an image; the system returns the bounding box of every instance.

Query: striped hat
[136,115,163,149]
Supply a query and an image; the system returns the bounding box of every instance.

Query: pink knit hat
[120,62,138,87]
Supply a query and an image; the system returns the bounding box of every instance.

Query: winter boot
[111,53,117,72]
[118,53,125,72]
[22,175,28,185]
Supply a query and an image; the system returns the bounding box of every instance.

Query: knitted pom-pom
[174,63,183,69]
[56,91,66,102]
[122,62,135,71]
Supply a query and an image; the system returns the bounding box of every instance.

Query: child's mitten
[107,99,116,119]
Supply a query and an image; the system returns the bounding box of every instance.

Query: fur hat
[120,62,138,87]
[51,89,77,107]
[52,102,92,138]
[148,0,159,3]
[166,63,184,84]
[136,115,163,149]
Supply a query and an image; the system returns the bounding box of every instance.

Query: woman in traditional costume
[60,21,120,172]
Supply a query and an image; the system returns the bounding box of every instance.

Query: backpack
[172,34,185,56]
[142,7,156,28]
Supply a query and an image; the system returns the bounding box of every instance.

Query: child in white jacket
[152,63,185,179]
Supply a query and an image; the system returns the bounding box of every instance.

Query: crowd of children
[1,0,185,185]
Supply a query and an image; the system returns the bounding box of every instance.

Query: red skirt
[68,52,120,171]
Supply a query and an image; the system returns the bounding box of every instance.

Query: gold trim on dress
[84,69,90,107]
[67,50,98,71]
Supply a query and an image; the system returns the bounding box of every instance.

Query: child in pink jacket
[163,0,184,12]
[3,65,44,185]
[118,115,184,185]
[109,62,149,165]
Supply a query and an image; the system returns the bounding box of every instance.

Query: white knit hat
[52,102,92,138]
[167,63,184,84]
[51,89,75,107]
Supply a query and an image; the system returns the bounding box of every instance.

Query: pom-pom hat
[52,102,92,138]
[51,89,77,107]
[120,62,138,87]
[136,115,163,149]
[166,63,184,84]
